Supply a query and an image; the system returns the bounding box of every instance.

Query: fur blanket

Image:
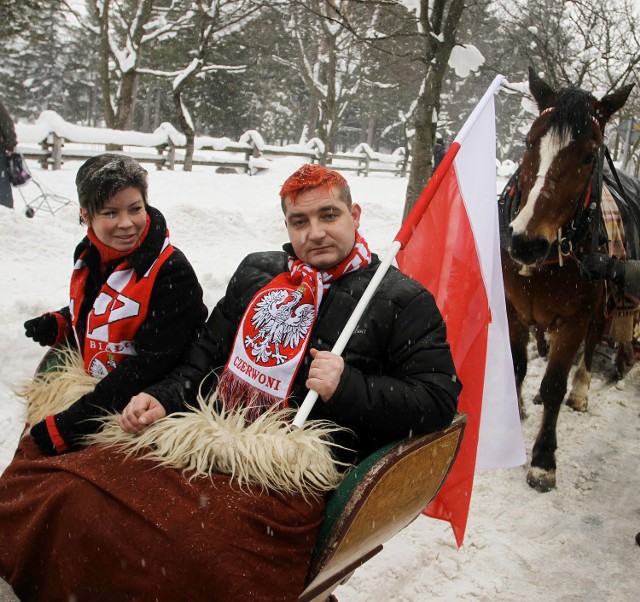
[0,437,325,601]
[1,348,345,600]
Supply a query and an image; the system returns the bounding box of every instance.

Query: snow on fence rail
[15,111,406,177]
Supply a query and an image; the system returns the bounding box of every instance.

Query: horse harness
[498,160,603,273]
[498,103,611,275]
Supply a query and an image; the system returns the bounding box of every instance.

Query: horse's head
[508,67,634,266]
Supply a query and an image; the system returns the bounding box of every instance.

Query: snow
[448,44,485,78]
[14,110,324,160]
[1,157,639,600]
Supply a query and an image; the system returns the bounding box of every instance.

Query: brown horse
[500,68,634,492]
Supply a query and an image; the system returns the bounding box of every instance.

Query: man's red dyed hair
[280,164,352,212]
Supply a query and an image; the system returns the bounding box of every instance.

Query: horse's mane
[546,86,595,140]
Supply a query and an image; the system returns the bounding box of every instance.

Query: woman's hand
[119,393,166,434]
[24,314,59,346]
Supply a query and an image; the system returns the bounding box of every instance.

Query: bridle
[498,106,605,270]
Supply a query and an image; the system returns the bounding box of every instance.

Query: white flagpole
[292,240,402,428]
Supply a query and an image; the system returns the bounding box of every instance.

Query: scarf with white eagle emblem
[218,230,372,420]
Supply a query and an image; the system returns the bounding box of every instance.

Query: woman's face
[81,186,147,252]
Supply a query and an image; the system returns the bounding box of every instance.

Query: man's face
[284,185,361,269]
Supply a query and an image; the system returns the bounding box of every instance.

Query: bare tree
[399,0,470,219]
[82,0,192,130]
[139,1,263,170]
[282,1,477,217]
[275,1,392,161]
[497,0,640,171]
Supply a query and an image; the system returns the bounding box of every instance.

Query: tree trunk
[141,85,152,133]
[366,116,375,148]
[403,77,439,221]
[319,51,339,164]
[173,89,195,172]
[152,86,162,131]
[300,89,320,145]
[402,0,466,222]
[114,70,138,130]
[98,1,115,129]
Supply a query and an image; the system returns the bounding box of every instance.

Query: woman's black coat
[52,206,208,447]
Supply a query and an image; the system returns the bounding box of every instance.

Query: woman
[0,98,17,209]
[22,153,207,453]
[0,157,325,602]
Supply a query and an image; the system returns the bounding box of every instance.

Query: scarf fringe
[16,346,99,425]
[87,395,349,497]
[217,369,287,422]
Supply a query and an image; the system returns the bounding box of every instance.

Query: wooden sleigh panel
[299,413,466,602]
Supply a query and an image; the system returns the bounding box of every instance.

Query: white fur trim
[19,348,348,496]
[17,347,99,425]
[88,396,348,497]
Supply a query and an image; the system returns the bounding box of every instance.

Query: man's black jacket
[147,249,461,462]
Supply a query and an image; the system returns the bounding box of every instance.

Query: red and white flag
[396,75,526,546]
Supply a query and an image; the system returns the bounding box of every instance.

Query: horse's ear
[528,66,556,112]
[594,83,635,125]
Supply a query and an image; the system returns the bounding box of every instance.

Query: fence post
[51,134,63,170]
[155,145,166,170]
[38,140,49,170]
[400,148,409,178]
[246,137,260,174]
[167,143,176,171]
[363,154,370,177]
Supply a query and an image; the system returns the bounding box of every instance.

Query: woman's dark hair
[76,153,148,221]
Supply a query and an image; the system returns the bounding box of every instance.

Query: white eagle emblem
[244,288,315,364]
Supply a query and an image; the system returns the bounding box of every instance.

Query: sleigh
[299,412,466,601]
[1,348,465,601]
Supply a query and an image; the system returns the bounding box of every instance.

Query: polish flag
[396,76,526,546]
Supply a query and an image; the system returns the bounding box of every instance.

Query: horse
[499,67,635,493]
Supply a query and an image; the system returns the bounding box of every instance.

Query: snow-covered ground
[1,158,639,600]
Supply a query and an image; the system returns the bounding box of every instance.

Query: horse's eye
[583,153,596,165]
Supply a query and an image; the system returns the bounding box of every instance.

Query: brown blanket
[0,436,325,602]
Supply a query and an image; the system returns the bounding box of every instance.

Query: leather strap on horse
[498,164,596,258]
[604,146,634,211]
[497,165,521,252]
[590,144,606,254]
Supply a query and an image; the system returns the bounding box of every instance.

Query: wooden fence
[15,111,406,177]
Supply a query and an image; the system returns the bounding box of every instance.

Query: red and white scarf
[218,231,372,421]
[70,223,173,377]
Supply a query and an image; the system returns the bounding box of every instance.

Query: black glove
[24,314,58,346]
[582,253,625,287]
[30,419,58,455]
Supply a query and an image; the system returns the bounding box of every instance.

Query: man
[433,136,446,170]
[582,251,640,549]
[582,252,640,296]
[1,164,461,601]
[121,163,461,462]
